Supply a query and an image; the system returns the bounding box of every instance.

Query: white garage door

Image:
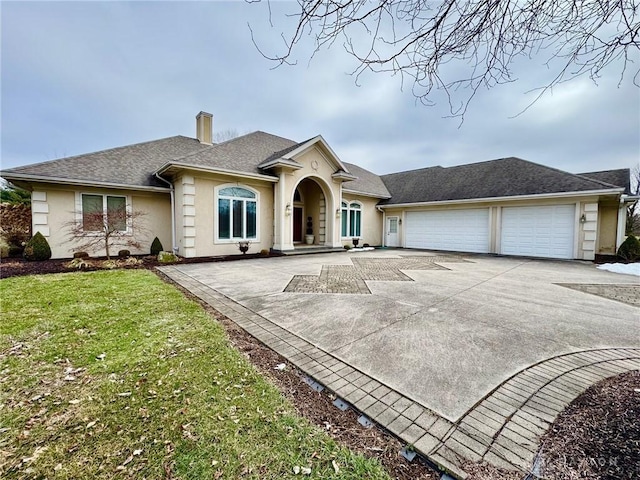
[501,205,575,259]
[405,209,490,253]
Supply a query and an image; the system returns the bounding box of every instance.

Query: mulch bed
[0,253,278,280]
[538,370,640,480]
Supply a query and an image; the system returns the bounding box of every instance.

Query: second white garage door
[501,205,575,259]
[405,209,490,253]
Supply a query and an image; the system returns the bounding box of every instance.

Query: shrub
[344,244,352,250]
[66,258,91,270]
[363,243,370,248]
[150,237,164,256]
[260,249,270,256]
[157,251,179,264]
[8,245,22,257]
[118,249,131,258]
[617,235,640,262]
[23,232,52,261]
[101,259,119,269]
[0,237,9,259]
[73,251,90,259]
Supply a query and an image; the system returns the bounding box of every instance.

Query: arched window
[341,201,362,238]
[216,186,258,240]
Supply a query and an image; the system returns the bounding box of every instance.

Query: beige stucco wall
[381,195,620,260]
[596,204,618,255]
[174,172,275,257]
[30,184,171,259]
[341,194,383,246]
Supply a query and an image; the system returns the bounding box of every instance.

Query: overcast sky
[2,1,639,177]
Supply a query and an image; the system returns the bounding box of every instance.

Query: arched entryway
[291,177,330,246]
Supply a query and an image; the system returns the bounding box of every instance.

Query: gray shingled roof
[579,169,631,194]
[379,157,624,205]
[168,131,297,177]
[343,162,390,198]
[1,136,208,188]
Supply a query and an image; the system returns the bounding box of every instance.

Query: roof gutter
[377,188,625,208]
[0,172,171,193]
[154,173,177,255]
[343,188,391,199]
[156,162,279,182]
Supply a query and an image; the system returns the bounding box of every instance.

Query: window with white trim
[341,201,362,237]
[81,194,127,232]
[216,186,258,241]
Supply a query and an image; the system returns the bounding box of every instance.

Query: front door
[293,207,303,243]
[386,216,400,247]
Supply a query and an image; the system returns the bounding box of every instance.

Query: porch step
[275,246,346,256]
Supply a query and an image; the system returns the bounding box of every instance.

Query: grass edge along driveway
[0,270,390,479]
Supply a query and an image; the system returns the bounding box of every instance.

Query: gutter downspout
[154,173,177,254]
[376,206,385,247]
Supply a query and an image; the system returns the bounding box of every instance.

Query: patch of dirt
[155,270,438,480]
[537,370,640,480]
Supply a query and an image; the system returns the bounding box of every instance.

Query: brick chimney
[196,111,213,144]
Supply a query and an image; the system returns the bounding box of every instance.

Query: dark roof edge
[378,187,625,207]
[0,172,171,192]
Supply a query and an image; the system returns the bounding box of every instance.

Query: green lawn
[0,270,390,479]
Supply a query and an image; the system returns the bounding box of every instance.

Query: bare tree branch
[248,0,640,116]
[65,208,147,260]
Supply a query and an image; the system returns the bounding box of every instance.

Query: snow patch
[596,263,640,276]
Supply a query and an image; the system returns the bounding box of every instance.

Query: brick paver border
[159,264,640,480]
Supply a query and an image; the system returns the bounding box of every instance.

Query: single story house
[1,112,634,261]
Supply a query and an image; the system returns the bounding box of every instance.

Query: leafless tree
[627,164,640,235]
[65,207,147,260]
[214,128,240,143]
[250,0,639,116]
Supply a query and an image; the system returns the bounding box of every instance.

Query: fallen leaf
[274,363,286,371]
[117,392,132,397]
[122,455,134,466]
[133,449,142,456]
[96,353,106,360]
[211,460,219,466]
[86,420,97,429]
[301,466,312,475]
[293,466,301,474]
[69,399,81,405]
[64,375,76,381]
[332,460,340,473]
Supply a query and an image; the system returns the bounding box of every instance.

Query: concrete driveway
[160,250,640,477]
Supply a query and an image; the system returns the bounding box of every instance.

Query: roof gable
[380,157,624,205]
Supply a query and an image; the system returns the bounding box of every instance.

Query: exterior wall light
[398,218,402,225]
[580,213,586,224]
[285,203,292,216]
[336,208,341,218]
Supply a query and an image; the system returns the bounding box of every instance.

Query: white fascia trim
[378,188,625,208]
[342,188,391,199]
[156,162,279,182]
[0,173,170,192]
[284,135,351,173]
[332,172,358,181]
[258,158,303,170]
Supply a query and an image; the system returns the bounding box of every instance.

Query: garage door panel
[501,205,575,259]
[405,209,490,253]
